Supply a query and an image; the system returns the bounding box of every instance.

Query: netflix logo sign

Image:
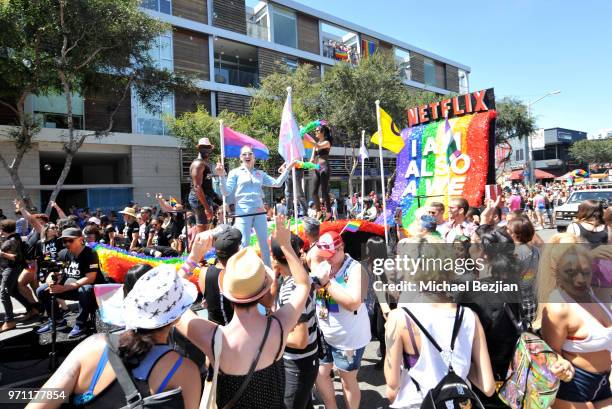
[407,88,496,127]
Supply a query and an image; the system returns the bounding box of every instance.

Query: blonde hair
[535,233,590,323]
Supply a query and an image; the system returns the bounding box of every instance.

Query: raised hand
[272,214,291,247]
[215,162,226,177]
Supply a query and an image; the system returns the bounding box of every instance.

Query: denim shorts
[319,341,365,372]
[556,366,611,403]
[188,191,213,225]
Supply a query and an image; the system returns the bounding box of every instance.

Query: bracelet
[185,258,198,269]
[180,264,194,277]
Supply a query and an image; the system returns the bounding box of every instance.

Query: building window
[272,5,297,48]
[149,32,173,71]
[321,22,359,64]
[282,56,298,72]
[394,48,411,81]
[132,90,174,135]
[458,69,468,94]
[424,57,435,87]
[246,1,269,41]
[213,38,258,87]
[30,93,84,130]
[141,0,171,14]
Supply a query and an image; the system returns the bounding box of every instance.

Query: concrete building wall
[131,146,181,206]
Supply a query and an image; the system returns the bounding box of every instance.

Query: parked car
[555,188,612,231]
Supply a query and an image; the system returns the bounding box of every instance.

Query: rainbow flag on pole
[223,126,269,160]
[344,220,362,233]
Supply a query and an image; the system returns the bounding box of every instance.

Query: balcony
[214,67,258,88]
[213,38,259,88]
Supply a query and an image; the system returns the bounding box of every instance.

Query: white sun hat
[123,264,197,330]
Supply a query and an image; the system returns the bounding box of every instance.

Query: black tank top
[576,223,608,245]
[204,265,234,325]
[191,159,215,197]
[215,316,285,409]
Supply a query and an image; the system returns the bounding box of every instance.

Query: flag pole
[287,86,299,233]
[360,130,366,219]
[219,120,227,225]
[375,100,389,245]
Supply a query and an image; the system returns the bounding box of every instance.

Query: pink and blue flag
[94,283,125,327]
[278,89,305,162]
[223,126,269,160]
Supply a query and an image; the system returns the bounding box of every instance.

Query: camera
[39,256,64,283]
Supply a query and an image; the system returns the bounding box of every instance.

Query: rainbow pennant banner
[377,89,496,231]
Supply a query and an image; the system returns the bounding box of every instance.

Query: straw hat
[118,207,137,218]
[123,265,197,330]
[219,247,274,303]
[197,137,215,148]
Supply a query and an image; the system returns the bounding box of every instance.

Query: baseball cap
[60,227,83,239]
[315,231,343,258]
[214,227,242,260]
[88,217,101,226]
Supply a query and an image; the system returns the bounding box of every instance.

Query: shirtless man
[187,138,220,232]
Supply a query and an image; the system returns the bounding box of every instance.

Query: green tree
[320,51,438,195]
[0,0,193,212]
[495,97,536,143]
[570,139,612,165]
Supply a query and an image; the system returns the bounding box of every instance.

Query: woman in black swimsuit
[310,124,333,221]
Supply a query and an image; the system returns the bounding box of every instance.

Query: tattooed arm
[25,334,103,408]
[384,309,406,403]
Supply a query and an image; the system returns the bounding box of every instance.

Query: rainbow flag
[344,220,361,233]
[223,126,269,160]
[169,196,179,207]
[334,49,349,61]
[361,39,378,58]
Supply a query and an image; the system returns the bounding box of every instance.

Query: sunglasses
[241,152,253,156]
[47,225,58,230]
[63,238,76,244]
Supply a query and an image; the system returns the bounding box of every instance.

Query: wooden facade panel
[173,0,207,23]
[445,65,460,93]
[217,92,251,115]
[258,48,293,80]
[175,90,211,117]
[212,0,246,34]
[84,87,131,133]
[379,41,393,51]
[409,52,425,84]
[297,13,319,54]
[173,29,209,80]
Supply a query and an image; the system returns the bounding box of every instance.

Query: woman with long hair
[539,235,612,409]
[567,200,608,245]
[384,235,496,408]
[310,123,333,221]
[28,265,201,409]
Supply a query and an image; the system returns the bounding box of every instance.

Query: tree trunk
[45,152,74,214]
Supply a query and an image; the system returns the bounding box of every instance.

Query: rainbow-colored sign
[381,89,496,229]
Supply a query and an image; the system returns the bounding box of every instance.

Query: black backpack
[105,334,185,409]
[402,306,486,409]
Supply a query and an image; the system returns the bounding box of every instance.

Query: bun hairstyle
[475,225,518,279]
[118,328,158,369]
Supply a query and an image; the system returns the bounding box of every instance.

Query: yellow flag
[370,107,404,153]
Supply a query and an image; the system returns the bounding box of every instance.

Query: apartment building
[0,0,470,213]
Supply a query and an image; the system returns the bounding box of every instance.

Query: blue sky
[298,0,611,136]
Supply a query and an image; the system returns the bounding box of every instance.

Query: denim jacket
[220,166,290,216]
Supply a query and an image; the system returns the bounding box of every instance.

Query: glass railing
[247,20,269,40]
[214,67,259,88]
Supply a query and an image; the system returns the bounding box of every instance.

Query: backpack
[497,305,559,409]
[105,334,185,409]
[402,306,486,409]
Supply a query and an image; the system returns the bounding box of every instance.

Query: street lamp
[525,90,561,185]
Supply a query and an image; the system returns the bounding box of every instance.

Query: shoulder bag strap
[449,306,464,351]
[200,325,222,409]
[504,303,523,333]
[401,307,442,352]
[105,334,144,407]
[222,316,273,409]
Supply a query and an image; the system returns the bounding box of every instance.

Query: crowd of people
[0,138,610,409]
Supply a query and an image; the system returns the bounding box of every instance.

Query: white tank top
[391,303,476,409]
[315,255,371,350]
[555,290,612,353]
